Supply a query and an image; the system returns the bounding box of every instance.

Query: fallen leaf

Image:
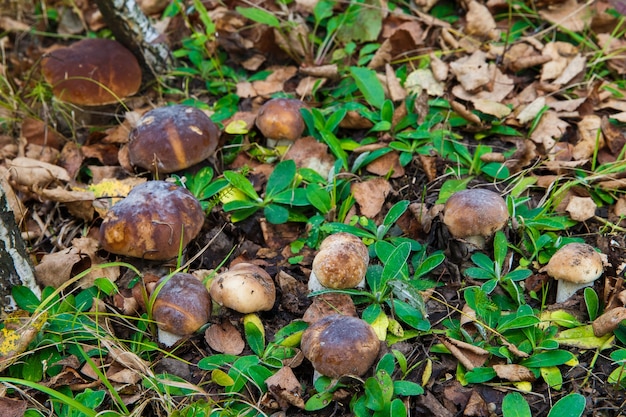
[265,366,305,409]
[565,196,597,221]
[493,364,536,382]
[205,319,245,355]
[351,178,392,218]
[593,307,626,337]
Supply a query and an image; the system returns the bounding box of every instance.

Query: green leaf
[520,350,575,368]
[264,204,290,224]
[393,380,424,396]
[235,6,280,28]
[244,320,265,357]
[93,278,117,296]
[584,287,599,321]
[502,392,531,417]
[383,200,410,228]
[390,299,430,331]
[306,183,333,214]
[414,252,445,279]
[319,130,349,169]
[470,252,495,272]
[211,369,235,386]
[381,242,411,283]
[556,325,614,350]
[350,66,385,109]
[224,170,261,201]
[223,199,260,212]
[197,354,238,371]
[336,1,382,44]
[465,367,497,383]
[273,188,310,206]
[546,393,585,417]
[266,160,296,198]
[540,366,563,390]
[364,377,386,411]
[493,231,507,269]
[376,353,396,376]
[389,398,407,417]
[305,391,334,411]
[12,286,41,313]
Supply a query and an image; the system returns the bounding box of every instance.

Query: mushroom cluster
[99,181,204,260]
[308,232,370,292]
[443,188,509,249]
[152,272,212,346]
[128,105,220,174]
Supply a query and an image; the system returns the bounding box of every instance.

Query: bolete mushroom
[41,38,141,106]
[308,232,369,292]
[152,273,212,346]
[255,98,306,149]
[301,314,380,378]
[443,188,509,249]
[128,105,220,174]
[210,263,276,314]
[99,181,204,260]
[545,242,603,303]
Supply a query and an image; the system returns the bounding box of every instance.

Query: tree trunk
[95,0,172,76]
[0,185,40,313]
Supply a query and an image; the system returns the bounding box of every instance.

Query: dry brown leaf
[441,337,489,370]
[386,64,407,102]
[0,311,47,372]
[541,41,578,81]
[464,1,498,39]
[370,21,424,69]
[553,54,586,85]
[601,115,626,156]
[296,76,326,98]
[404,68,444,96]
[463,390,489,417]
[593,307,626,337]
[265,366,305,409]
[0,397,28,417]
[365,151,405,178]
[284,136,335,179]
[7,157,71,189]
[277,270,310,315]
[474,99,511,118]
[351,178,392,218]
[597,34,626,74]
[450,100,482,125]
[449,50,490,92]
[574,115,604,160]
[493,364,537,382]
[452,64,514,103]
[430,53,449,81]
[516,97,546,125]
[205,320,245,355]
[539,0,592,32]
[565,196,597,221]
[530,111,570,150]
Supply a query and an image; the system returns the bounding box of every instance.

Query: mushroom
[210,263,276,314]
[442,188,509,249]
[152,273,212,346]
[545,242,603,303]
[128,105,220,174]
[301,314,380,378]
[99,181,204,260]
[41,38,141,106]
[255,98,306,149]
[308,232,369,292]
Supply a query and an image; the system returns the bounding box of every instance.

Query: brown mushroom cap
[41,39,141,106]
[443,189,509,241]
[210,263,276,313]
[546,243,603,284]
[99,181,204,260]
[255,98,305,145]
[152,273,211,336]
[128,105,220,173]
[310,232,369,290]
[301,314,380,378]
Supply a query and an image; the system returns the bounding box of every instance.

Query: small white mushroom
[210,263,276,313]
[545,243,603,303]
[308,232,369,292]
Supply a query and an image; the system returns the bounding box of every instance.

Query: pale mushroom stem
[157,328,184,347]
[555,280,594,304]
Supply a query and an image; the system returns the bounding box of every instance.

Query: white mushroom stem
[266,138,294,149]
[308,270,366,293]
[157,328,184,347]
[555,280,595,304]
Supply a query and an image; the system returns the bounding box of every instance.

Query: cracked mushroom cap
[129,105,220,173]
[310,232,369,290]
[210,263,276,313]
[41,38,141,106]
[99,181,204,260]
[443,189,509,244]
[255,98,305,147]
[152,273,212,337]
[546,243,603,302]
[301,314,380,378]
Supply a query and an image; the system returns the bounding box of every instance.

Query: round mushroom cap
[129,105,220,173]
[546,243,603,284]
[99,181,204,260]
[255,98,305,142]
[443,189,509,239]
[41,39,141,106]
[210,263,276,313]
[311,232,369,289]
[301,314,380,378]
[153,273,212,336]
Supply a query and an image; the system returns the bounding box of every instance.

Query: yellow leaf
[243,313,265,339]
[370,311,389,341]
